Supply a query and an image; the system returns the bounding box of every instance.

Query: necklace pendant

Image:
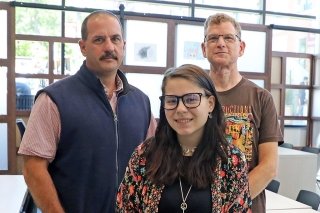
[181,202,187,212]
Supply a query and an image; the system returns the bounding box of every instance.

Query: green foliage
[15,7,61,36]
[16,41,32,56]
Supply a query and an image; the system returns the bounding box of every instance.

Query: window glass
[194,9,261,24]
[266,15,319,29]
[0,10,7,59]
[54,43,85,75]
[0,67,7,115]
[195,0,262,10]
[271,89,281,115]
[126,73,163,118]
[312,89,320,117]
[125,20,167,67]
[271,57,281,84]
[285,89,309,116]
[65,11,88,38]
[66,1,190,16]
[16,78,49,96]
[238,30,266,73]
[16,0,61,4]
[16,8,61,36]
[175,24,209,69]
[285,58,310,85]
[266,0,318,16]
[0,123,8,170]
[16,41,49,74]
[315,58,320,86]
[272,30,320,54]
[249,79,264,88]
[283,125,307,147]
[65,0,119,9]
[313,121,320,147]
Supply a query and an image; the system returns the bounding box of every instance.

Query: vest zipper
[114,113,119,188]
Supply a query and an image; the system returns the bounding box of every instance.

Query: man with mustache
[18,10,156,213]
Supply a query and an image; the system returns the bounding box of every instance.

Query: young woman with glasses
[116,64,252,212]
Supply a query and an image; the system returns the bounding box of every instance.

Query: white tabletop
[278,146,318,157]
[0,175,27,213]
[267,209,318,212]
[266,189,312,210]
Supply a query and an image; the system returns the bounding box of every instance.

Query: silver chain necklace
[179,177,192,213]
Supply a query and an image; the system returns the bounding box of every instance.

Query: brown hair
[145,64,228,188]
[204,13,242,38]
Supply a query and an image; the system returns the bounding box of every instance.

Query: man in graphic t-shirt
[201,13,283,212]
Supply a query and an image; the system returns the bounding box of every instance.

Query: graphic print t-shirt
[217,78,283,171]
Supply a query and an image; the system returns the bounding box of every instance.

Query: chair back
[301,146,320,154]
[279,142,294,149]
[266,179,280,193]
[16,119,26,138]
[296,189,320,210]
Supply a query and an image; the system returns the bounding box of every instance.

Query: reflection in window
[286,58,310,85]
[16,8,61,36]
[16,40,49,74]
[126,73,163,118]
[285,89,309,116]
[0,67,7,115]
[0,10,7,59]
[54,43,85,75]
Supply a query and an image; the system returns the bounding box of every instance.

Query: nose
[175,98,188,111]
[216,36,226,47]
[103,37,115,51]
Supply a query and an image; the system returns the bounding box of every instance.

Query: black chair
[20,190,38,213]
[16,119,39,213]
[279,142,294,149]
[16,119,26,139]
[266,179,280,193]
[296,189,320,210]
[301,146,320,154]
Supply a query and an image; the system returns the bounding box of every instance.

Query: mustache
[99,51,117,60]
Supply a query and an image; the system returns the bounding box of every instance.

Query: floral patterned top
[116,141,252,213]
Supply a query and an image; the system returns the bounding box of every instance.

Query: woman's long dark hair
[144,64,229,188]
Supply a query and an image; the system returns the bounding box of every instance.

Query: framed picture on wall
[175,24,210,70]
[124,20,167,67]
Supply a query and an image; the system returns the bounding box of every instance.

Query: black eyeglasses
[205,34,241,43]
[159,93,206,110]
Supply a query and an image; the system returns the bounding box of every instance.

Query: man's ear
[201,42,207,58]
[239,40,246,57]
[78,39,86,57]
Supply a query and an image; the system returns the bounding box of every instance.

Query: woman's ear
[208,95,215,112]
